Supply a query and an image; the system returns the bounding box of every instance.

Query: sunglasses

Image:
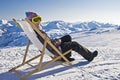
[32,16,42,24]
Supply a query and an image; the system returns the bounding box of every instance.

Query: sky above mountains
[0,0,120,24]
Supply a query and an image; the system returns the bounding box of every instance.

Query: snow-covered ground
[0,31,120,80]
[0,20,120,80]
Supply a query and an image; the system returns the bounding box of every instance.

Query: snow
[1,20,8,24]
[0,20,120,80]
[0,29,3,36]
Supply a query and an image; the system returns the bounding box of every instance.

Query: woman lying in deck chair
[26,12,98,62]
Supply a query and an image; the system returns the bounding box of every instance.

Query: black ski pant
[60,35,92,60]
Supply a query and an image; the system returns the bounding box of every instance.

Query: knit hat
[25,12,38,20]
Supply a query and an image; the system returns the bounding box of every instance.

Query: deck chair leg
[9,53,42,72]
[41,49,72,69]
[38,38,47,70]
[21,40,47,80]
[22,39,30,64]
[20,39,48,79]
[21,50,72,80]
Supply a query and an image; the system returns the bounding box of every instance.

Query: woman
[26,12,98,62]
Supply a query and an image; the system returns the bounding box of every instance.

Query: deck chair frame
[9,18,72,80]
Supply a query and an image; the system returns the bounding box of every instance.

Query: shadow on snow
[0,61,89,80]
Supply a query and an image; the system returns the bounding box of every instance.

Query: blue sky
[0,0,120,24]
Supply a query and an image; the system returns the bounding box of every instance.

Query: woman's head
[25,12,42,25]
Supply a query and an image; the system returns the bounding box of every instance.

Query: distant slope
[0,19,119,47]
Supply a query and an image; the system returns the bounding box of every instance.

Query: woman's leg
[61,41,98,61]
[60,35,72,43]
[60,35,72,59]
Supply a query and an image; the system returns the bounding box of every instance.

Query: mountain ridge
[0,19,119,47]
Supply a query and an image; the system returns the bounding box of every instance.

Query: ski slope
[0,31,120,80]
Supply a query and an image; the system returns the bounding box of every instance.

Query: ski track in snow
[0,32,120,80]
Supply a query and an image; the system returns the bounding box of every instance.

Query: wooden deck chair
[9,18,72,80]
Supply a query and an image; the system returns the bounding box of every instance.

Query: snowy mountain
[42,20,119,37]
[0,19,26,47]
[0,19,119,47]
[0,19,120,80]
